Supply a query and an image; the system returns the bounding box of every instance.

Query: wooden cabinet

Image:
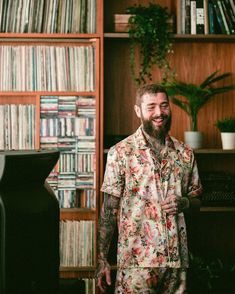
[1,0,235,292]
[0,0,103,291]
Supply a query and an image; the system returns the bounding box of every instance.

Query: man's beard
[141,113,172,140]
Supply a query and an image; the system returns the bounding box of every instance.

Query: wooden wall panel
[104,39,235,148]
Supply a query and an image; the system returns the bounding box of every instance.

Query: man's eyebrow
[146,102,157,106]
[146,101,168,106]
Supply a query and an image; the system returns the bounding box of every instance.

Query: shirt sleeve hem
[100,187,122,198]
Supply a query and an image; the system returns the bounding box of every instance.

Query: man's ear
[134,105,141,118]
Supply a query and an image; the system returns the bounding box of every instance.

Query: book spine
[190,0,197,34]
[222,0,235,34]
[181,0,186,34]
[177,0,182,34]
[204,0,209,34]
[229,0,235,16]
[217,0,230,34]
[212,0,227,34]
[196,0,205,34]
[185,0,191,33]
[208,0,215,33]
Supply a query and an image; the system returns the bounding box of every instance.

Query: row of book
[0,45,95,91]
[0,104,35,150]
[60,220,95,266]
[40,117,95,137]
[0,0,96,34]
[83,279,96,294]
[56,188,96,209]
[177,0,235,34]
[0,95,97,208]
[40,95,96,208]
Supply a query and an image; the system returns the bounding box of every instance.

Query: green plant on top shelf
[216,117,235,132]
[126,3,175,85]
[163,70,235,131]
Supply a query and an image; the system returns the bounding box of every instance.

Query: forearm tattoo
[97,193,120,261]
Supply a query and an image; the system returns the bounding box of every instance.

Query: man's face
[134,92,172,139]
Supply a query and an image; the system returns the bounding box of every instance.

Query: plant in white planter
[163,71,235,149]
[216,117,235,150]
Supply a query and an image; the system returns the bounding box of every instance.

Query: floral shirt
[101,126,202,269]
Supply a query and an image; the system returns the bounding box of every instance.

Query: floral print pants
[115,268,187,294]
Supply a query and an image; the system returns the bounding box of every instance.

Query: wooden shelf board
[195,149,235,154]
[60,208,96,221]
[0,33,101,39]
[104,33,235,42]
[60,266,95,272]
[59,266,96,279]
[200,206,235,212]
[0,91,96,96]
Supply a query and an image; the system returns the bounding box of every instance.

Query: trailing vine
[127,3,175,85]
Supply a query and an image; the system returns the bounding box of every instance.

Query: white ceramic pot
[184,131,203,149]
[221,132,235,150]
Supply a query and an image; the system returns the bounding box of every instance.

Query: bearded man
[96,84,202,293]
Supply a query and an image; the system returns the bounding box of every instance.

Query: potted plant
[163,70,235,148]
[126,3,175,85]
[216,117,235,150]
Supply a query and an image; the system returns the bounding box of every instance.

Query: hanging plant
[126,3,175,85]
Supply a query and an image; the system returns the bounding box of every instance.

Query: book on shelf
[225,0,235,28]
[185,0,191,34]
[0,104,35,150]
[0,0,96,33]
[177,0,235,35]
[204,0,209,34]
[0,45,95,92]
[60,220,95,267]
[40,95,96,209]
[196,0,205,34]
[221,0,235,34]
[177,0,182,34]
[229,0,235,15]
[208,0,217,33]
[212,0,227,34]
[217,0,231,34]
[190,0,197,34]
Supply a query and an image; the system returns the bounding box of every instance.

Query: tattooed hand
[96,193,120,292]
[96,258,111,293]
[161,195,189,215]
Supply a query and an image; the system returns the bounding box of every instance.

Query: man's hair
[135,84,168,106]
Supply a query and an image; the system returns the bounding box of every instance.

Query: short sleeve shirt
[101,127,202,268]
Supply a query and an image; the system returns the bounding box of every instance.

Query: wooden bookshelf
[1,0,235,292]
[0,1,103,291]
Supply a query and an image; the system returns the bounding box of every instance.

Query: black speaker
[0,150,60,294]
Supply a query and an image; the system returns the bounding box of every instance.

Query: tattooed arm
[96,193,120,293]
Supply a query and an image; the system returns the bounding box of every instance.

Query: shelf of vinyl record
[0,0,97,35]
[0,93,98,209]
[0,41,96,92]
[0,96,98,276]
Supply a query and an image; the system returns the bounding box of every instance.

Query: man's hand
[161,195,189,215]
[96,193,119,292]
[96,259,111,293]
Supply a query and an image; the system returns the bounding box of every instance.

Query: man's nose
[153,105,162,116]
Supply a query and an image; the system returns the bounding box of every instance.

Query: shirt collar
[134,125,175,151]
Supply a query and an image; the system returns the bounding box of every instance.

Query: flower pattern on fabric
[101,127,202,268]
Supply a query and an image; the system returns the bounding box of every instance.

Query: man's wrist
[177,196,190,212]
